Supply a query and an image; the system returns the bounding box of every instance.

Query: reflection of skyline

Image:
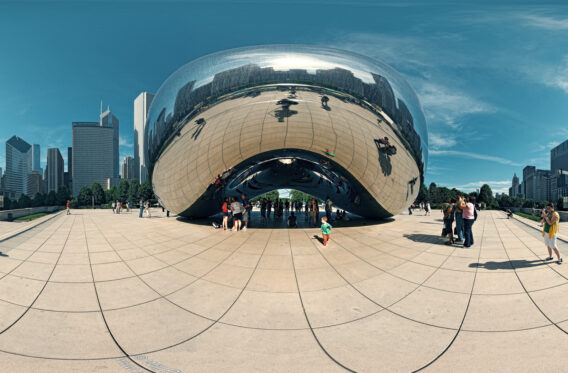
[148,63,423,166]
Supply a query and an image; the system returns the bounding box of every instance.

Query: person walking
[454,195,464,243]
[425,201,431,216]
[66,200,71,215]
[144,200,151,218]
[459,196,476,248]
[260,198,267,223]
[112,201,116,214]
[267,199,272,218]
[542,203,562,264]
[139,199,144,218]
[325,196,333,222]
[320,216,332,246]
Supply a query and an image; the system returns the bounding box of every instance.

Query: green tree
[479,184,494,205]
[77,186,93,206]
[45,190,57,206]
[128,180,140,203]
[32,192,45,207]
[3,196,11,210]
[139,180,154,201]
[56,186,71,206]
[428,182,437,203]
[104,188,114,205]
[18,194,32,208]
[416,184,428,204]
[91,182,105,205]
[118,180,130,202]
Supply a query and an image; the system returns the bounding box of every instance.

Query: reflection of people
[287,212,297,228]
[542,203,562,264]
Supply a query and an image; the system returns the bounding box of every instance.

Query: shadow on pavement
[403,233,447,245]
[469,259,548,270]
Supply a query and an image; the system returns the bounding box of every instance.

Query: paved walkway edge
[0,210,63,243]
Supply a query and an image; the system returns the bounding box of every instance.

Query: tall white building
[134,92,154,183]
[47,148,64,193]
[5,136,31,199]
[72,122,115,196]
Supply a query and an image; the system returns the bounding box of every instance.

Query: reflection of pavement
[0,210,567,372]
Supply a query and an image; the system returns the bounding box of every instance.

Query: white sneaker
[242,227,247,231]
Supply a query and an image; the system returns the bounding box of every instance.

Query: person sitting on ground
[506,208,513,219]
[287,212,297,228]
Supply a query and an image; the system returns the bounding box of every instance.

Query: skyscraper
[100,109,120,178]
[72,122,114,196]
[121,156,135,180]
[134,92,154,182]
[47,148,64,193]
[5,135,31,199]
[551,139,568,173]
[66,147,73,193]
[31,144,42,174]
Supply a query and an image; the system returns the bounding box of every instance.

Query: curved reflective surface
[147,45,428,218]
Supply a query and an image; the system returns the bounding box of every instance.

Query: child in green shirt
[321,216,332,246]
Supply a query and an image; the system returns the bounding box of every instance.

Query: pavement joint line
[0,210,64,244]
[412,208,488,372]
[87,213,283,357]
[0,215,75,337]
[81,215,156,373]
[492,213,568,336]
[288,228,356,372]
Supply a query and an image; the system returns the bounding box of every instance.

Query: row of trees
[76,180,154,207]
[2,180,155,210]
[415,182,565,211]
[3,186,72,210]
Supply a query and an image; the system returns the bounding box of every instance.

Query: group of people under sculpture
[442,196,562,264]
[218,194,336,246]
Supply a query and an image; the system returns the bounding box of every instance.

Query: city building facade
[31,144,42,174]
[134,92,154,183]
[47,148,64,193]
[72,122,114,196]
[551,139,568,174]
[121,156,135,180]
[5,136,31,199]
[99,109,120,178]
[66,147,73,193]
[27,171,42,196]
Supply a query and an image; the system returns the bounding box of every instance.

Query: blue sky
[1,1,568,195]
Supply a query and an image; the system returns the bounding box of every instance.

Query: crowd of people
[439,195,477,248]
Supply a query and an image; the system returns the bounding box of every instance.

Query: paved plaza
[0,209,567,372]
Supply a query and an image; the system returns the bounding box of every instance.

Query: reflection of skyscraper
[72,122,114,196]
[100,109,120,178]
[551,139,568,173]
[134,92,154,182]
[5,136,31,199]
[47,148,64,193]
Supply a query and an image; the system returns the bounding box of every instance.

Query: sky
[1,1,568,195]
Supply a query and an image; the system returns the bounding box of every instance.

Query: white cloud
[430,149,523,166]
[428,132,457,150]
[520,14,568,30]
[416,81,495,129]
[119,136,133,147]
[444,180,511,194]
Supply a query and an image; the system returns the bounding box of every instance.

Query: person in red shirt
[221,198,230,231]
[66,200,70,215]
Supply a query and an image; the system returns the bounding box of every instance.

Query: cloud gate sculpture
[146,45,428,218]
